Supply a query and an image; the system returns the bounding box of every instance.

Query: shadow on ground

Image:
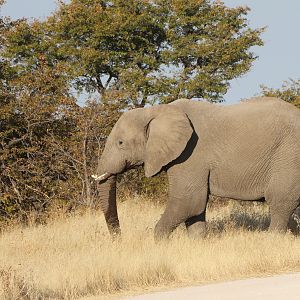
[207,202,300,235]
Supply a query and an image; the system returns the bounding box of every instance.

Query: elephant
[92,97,300,239]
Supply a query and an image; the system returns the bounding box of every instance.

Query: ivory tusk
[91,173,109,181]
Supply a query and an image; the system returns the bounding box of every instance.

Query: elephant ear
[144,105,193,177]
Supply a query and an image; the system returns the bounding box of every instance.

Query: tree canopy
[261,79,300,109]
[3,0,263,106]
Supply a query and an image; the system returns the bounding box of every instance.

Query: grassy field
[0,196,300,299]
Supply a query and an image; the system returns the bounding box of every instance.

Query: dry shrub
[0,197,299,300]
[117,169,168,203]
[0,268,35,300]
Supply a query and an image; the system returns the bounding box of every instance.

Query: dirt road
[122,273,300,300]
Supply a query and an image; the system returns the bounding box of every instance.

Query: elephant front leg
[154,210,181,240]
[154,174,209,241]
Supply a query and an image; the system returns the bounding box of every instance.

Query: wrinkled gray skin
[96,97,300,239]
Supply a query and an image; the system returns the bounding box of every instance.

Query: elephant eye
[118,140,123,146]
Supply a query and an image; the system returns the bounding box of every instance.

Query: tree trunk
[98,175,121,236]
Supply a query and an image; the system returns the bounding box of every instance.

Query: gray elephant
[92,97,300,239]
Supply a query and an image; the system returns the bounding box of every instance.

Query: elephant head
[92,104,193,236]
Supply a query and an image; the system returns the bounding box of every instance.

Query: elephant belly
[209,166,267,201]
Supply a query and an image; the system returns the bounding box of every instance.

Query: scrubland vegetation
[0,0,264,219]
[1,197,300,300]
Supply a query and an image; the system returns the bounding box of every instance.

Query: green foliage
[118,168,168,202]
[261,79,300,108]
[158,0,264,102]
[3,0,263,106]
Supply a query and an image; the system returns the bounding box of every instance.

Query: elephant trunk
[98,175,121,236]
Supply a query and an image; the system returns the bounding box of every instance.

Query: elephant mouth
[92,160,143,182]
[91,172,111,182]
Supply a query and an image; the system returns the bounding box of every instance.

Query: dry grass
[0,197,300,300]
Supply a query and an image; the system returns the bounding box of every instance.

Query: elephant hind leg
[185,213,207,239]
[288,205,300,235]
[265,181,300,233]
[268,207,294,232]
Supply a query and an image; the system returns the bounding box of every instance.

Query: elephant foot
[186,221,207,239]
[185,213,207,239]
[154,222,173,242]
[288,207,300,236]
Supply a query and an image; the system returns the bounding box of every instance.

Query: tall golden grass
[0,197,300,299]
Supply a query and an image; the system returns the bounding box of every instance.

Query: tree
[4,0,263,106]
[0,8,76,218]
[0,60,78,217]
[261,79,300,108]
[157,0,264,102]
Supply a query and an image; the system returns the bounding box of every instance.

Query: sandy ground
[122,273,300,300]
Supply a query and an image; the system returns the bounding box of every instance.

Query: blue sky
[1,0,300,104]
